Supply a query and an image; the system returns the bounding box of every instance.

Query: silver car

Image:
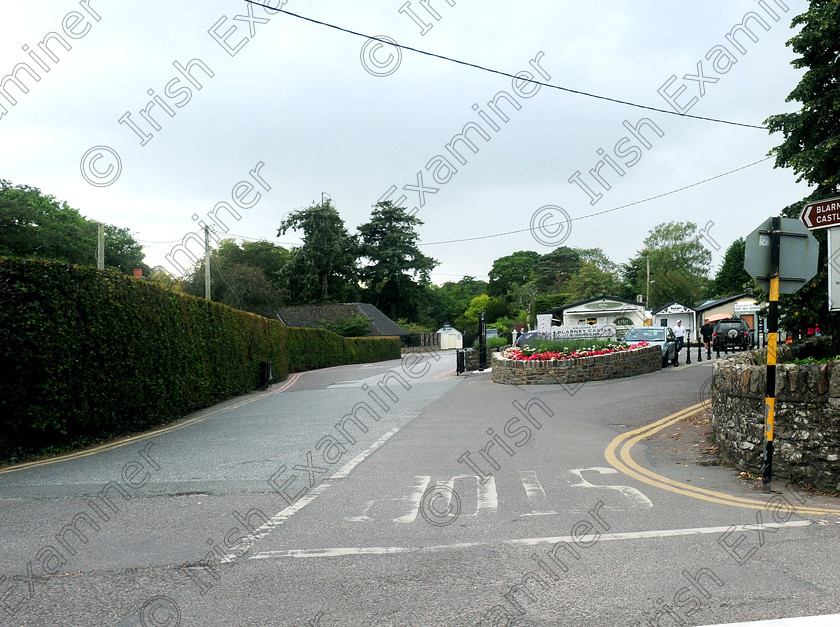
[623,326,678,367]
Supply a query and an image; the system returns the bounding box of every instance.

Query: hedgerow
[0,257,399,463]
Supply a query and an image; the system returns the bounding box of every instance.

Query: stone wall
[490,344,661,385]
[711,349,840,490]
[462,346,509,371]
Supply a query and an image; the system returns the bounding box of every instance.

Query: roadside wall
[490,344,661,385]
[711,349,840,490]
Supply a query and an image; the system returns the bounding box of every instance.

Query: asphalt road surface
[2,350,840,626]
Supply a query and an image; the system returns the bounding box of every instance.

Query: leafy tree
[182,252,286,318]
[711,238,755,298]
[0,180,147,274]
[765,2,840,347]
[216,239,289,288]
[513,281,540,328]
[357,201,438,320]
[765,1,840,191]
[488,251,540,298]
[624,222,712,309]
[454,294,510,331]
[278,199,359,304]
[567,260,625,302]
[532,246,582,293]
[423,277,489,330]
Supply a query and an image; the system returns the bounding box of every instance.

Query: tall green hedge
[0,258,400,463]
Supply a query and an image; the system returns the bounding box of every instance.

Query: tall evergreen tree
[358,201,438,320]
[278,199,359,304]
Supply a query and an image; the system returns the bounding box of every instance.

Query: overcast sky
[0,0,814,284]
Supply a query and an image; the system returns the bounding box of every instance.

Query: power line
[418,156,774,246]
[243,1,766,130]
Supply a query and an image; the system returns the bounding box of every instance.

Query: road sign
[744,217,819,294]
[830,228,840,312]
[800,196,840,230]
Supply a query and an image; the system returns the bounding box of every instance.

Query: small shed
[652,302,697,338]
[436,323,463,349]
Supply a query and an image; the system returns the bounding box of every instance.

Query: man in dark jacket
[700,318,715,358]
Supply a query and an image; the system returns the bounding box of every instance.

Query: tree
[765,2,840,346]
[488,251,540,298]
[215,239,289,288]
[625,222,712,309]
[278,199,359,304]
[0,180,147,274]
[181,245,287,318]
[765,2,840,191]
[357,201,438,321]
[532,246,582,293]
[454,294,510,331]
[711,238,755,298]
[567,261,624,302]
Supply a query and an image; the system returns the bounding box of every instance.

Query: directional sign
[800,196,840,230]
[744,217,819,294]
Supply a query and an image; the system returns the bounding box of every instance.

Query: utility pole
[97,223,104,270]
[204,225,211,300]
[645,255,650,310]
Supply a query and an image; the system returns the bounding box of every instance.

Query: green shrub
[319,313,374,337]
[472,336,509,350]
[0,257,399,463]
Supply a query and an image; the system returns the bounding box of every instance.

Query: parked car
[623,326,678,367]
[712,318,752,351]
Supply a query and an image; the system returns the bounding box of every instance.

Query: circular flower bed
[501,341,650,362]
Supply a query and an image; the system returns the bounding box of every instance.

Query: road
[2,350,840,626]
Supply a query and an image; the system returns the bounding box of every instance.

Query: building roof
[651,301,696,315]
[275,302,407,336]
[694,292,752,311]
[538,294,642,316]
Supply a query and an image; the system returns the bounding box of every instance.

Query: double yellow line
[605,401,840,516]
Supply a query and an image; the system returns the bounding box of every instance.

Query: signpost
[799,196,840,230]
[744,217,819,493]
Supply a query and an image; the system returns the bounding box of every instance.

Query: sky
[0,0,816,285]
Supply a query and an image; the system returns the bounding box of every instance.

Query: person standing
[674,320,686,354]
[700,318,715,358]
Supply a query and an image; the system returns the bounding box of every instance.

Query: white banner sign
[548,324,617,340]
[734,302,760,313]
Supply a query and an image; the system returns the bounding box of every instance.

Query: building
[651,302,698,338]
[275,302,407,336]
[537,295,647,337]
[695,292,766,344]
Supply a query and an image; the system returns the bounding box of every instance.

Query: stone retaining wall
[490,344,661,385]
[711,349,840,490]
[462,346,509,371]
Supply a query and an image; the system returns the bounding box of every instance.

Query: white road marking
[249,520,811,560]
[519,470,557,516]
[221,427,401,562]
[392,476,432,523]
[569,466,654,508]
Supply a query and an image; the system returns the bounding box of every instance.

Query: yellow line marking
[605,401,840,516]
[0,386,283,475]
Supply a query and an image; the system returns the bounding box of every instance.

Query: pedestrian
[700,318,714,358]
[674,320,685,353]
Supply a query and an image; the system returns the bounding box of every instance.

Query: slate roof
[275,303,407,336]
[694,292,751,311]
